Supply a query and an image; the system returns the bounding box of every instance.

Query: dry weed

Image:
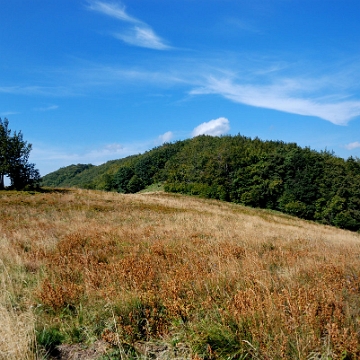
[1,189,360,358]
[0,252,35,360]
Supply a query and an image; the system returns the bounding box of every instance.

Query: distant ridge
[42,135,360,231]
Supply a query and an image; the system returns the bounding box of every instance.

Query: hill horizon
[41,134,360,233]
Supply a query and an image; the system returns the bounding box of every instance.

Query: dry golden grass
[0,236,36,360]
[1,189,360,359]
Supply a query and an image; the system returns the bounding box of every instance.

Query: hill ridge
[42,134,360,232]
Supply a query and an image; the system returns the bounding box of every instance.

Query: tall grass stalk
[0,258,36,360]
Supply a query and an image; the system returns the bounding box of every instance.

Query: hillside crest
[42,135,360,232]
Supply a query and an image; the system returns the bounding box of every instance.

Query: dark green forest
[42,135,360,232]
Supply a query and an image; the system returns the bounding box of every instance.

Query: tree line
[42,135,360,232]
[0,118,40,190]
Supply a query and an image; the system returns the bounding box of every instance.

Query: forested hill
[42,135,360,231]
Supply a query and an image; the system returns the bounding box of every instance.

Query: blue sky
[2,0,360,177]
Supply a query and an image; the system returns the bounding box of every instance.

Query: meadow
[1,189,360,359]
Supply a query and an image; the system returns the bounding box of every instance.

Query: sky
[2,0,360,178]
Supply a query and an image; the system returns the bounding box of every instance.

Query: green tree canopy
[0,118,40,190]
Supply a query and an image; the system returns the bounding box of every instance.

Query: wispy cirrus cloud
[87,1,138,23]
[0,85,76,97]
[69,58,360,126]
[87,143,125,159]
[34,105,59,112]
[0,111,19,117]
[113,26,170,50]
[32,142,137,175]
[192,117,230,137]
[4,48,360,128]
[190,76,360,125]
[32,130,175,175]
[226,18,261,34]
[87,1,170,50]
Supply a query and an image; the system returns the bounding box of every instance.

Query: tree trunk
[0,173,4,190]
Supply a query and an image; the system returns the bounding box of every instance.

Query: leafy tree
[113,166,135,193]
[0,118,40,190]
[127,174,145,193]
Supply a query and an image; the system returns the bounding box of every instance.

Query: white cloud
[192,117,230,137]
[114,26,169,50]
[87,1,170,50]
[31,142,125,165]
[93,143,124,155]
[34,105,59,112]
[32,141,151,176]
[157,131,173,144]
[0,85,75,97]
[190,76,360,125]
[345,141,360,150]
[87,1,139,23]
[226,18,260,34]
[0,111,19,117]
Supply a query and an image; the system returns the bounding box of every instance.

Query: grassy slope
[1,189,360,359]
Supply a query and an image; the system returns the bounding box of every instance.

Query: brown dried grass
[1,189,360,358]
[0,236,36,360]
